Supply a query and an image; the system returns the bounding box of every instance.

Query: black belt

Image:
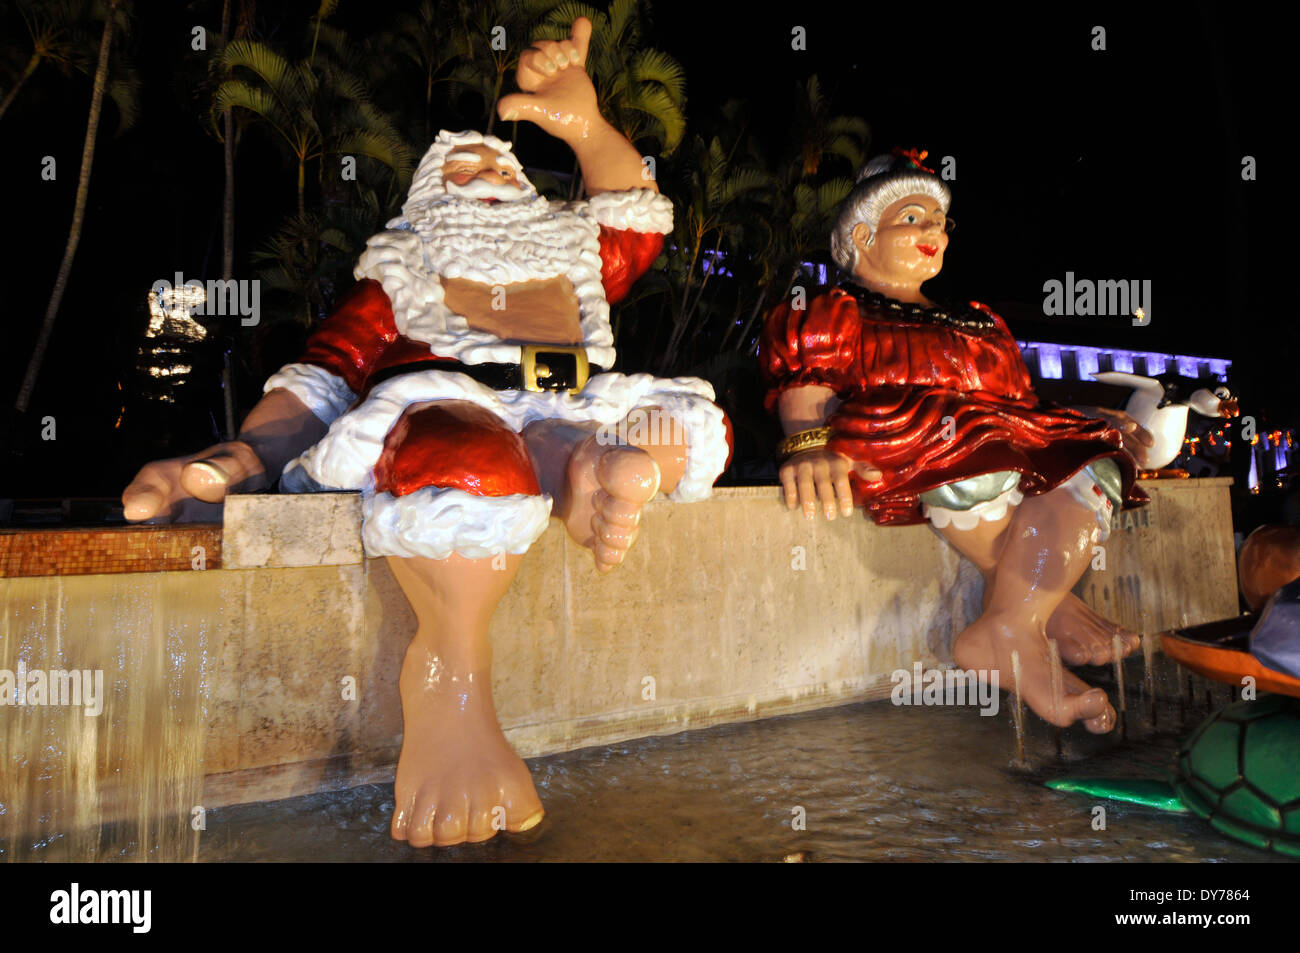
[367,345,599,393]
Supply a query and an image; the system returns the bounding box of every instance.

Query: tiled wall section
[0,524,222,577]
[0,481,1239,814]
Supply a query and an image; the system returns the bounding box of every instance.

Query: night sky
[0,1,1280,502]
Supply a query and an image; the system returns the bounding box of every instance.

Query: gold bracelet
[777,426,832,461]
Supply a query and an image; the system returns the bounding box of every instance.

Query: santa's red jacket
[761,283,1146,526]
[294,225,664,398]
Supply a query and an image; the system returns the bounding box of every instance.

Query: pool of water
[195,692,1290,863]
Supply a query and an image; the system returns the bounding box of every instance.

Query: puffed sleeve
[581,189,673,305]
[295,278,400,394]
[760,287,862,413]
[598,227,665,305]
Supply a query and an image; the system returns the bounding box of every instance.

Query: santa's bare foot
[1047,594,1141,666]
[954,612,1116,733]
[391,644,543,847]
[562,437,661,572]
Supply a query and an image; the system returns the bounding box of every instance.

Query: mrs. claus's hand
[497,17,599,142]
[779,448,881,521]
[1077,405,1156,459]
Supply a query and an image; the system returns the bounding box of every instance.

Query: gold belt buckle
[521,345,589,393]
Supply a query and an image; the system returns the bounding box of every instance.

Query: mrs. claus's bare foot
[391,643,543,847]
[562,437,661,572]
[1046,594,1141,666]
[954,612,1116,733]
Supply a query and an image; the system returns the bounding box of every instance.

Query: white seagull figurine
[1092,371,1239,470]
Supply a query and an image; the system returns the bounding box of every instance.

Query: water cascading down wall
[0,480,1239,860]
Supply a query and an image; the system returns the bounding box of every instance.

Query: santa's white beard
[353,179,617,367]
[405,191,587,287]
[445,177,532,203]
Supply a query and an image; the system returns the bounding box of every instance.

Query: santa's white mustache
[445,177,528,202]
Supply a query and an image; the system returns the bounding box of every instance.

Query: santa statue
[123,18,731,847]
[761,149,1154,734]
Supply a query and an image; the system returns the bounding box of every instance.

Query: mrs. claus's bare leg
[938,502,1138,666]
[949,486,1117,732]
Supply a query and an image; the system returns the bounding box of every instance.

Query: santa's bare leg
[936,503,1138,666]
[387,551,545,847]
[947,486,1118,732]
[525,406,689,570]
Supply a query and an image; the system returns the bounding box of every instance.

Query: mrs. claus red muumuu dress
[761,282,1147,526]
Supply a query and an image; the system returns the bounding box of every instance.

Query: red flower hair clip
[891,147,935,175]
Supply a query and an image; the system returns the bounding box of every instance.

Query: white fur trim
[924,486,1023,531]
[362,488,552,560]
[281,369,728,503]
[263,362,357,425]
[580,189,673,235]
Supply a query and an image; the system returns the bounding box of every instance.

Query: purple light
[1074,347,1100,379]
[1141,353,1167,376]
[1209,359,1229,380]
[1248,446,1259,491]
[1177,355,1200,377]
[1038,344,1063,379]
[1111,351,1134,372]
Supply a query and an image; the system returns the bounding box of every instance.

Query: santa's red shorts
[373,401,541,499]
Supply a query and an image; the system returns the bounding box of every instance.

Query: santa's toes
[513,806,545,832]
[595,446,660,505]
[403,789,439,848]
[588,450,656,571]
[390,791,417,842]
[432,792,472,847]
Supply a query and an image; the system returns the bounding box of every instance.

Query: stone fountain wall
[0,479,1238,812]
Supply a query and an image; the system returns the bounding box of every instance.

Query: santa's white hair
[400,129,535,218]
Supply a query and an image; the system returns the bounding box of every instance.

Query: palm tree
[536,0,685,156]
[655,132,776,372]
[718,78,867,355]
[252,184,386,328]
[14,0,132,418]
[726,177,854,355]
[212,34,413,221]
[0,0,139,128]
[0,0,85,122]
[442,0,562,135]
[369,0,483,145]
[788,75,868,179]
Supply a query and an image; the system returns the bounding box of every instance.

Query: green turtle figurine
[1048,694,1300,857]
[1048,579,1300,857]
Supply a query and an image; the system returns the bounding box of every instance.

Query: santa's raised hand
[496,17,598,142]
[498,18,599,143]
[497,17,654,197]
